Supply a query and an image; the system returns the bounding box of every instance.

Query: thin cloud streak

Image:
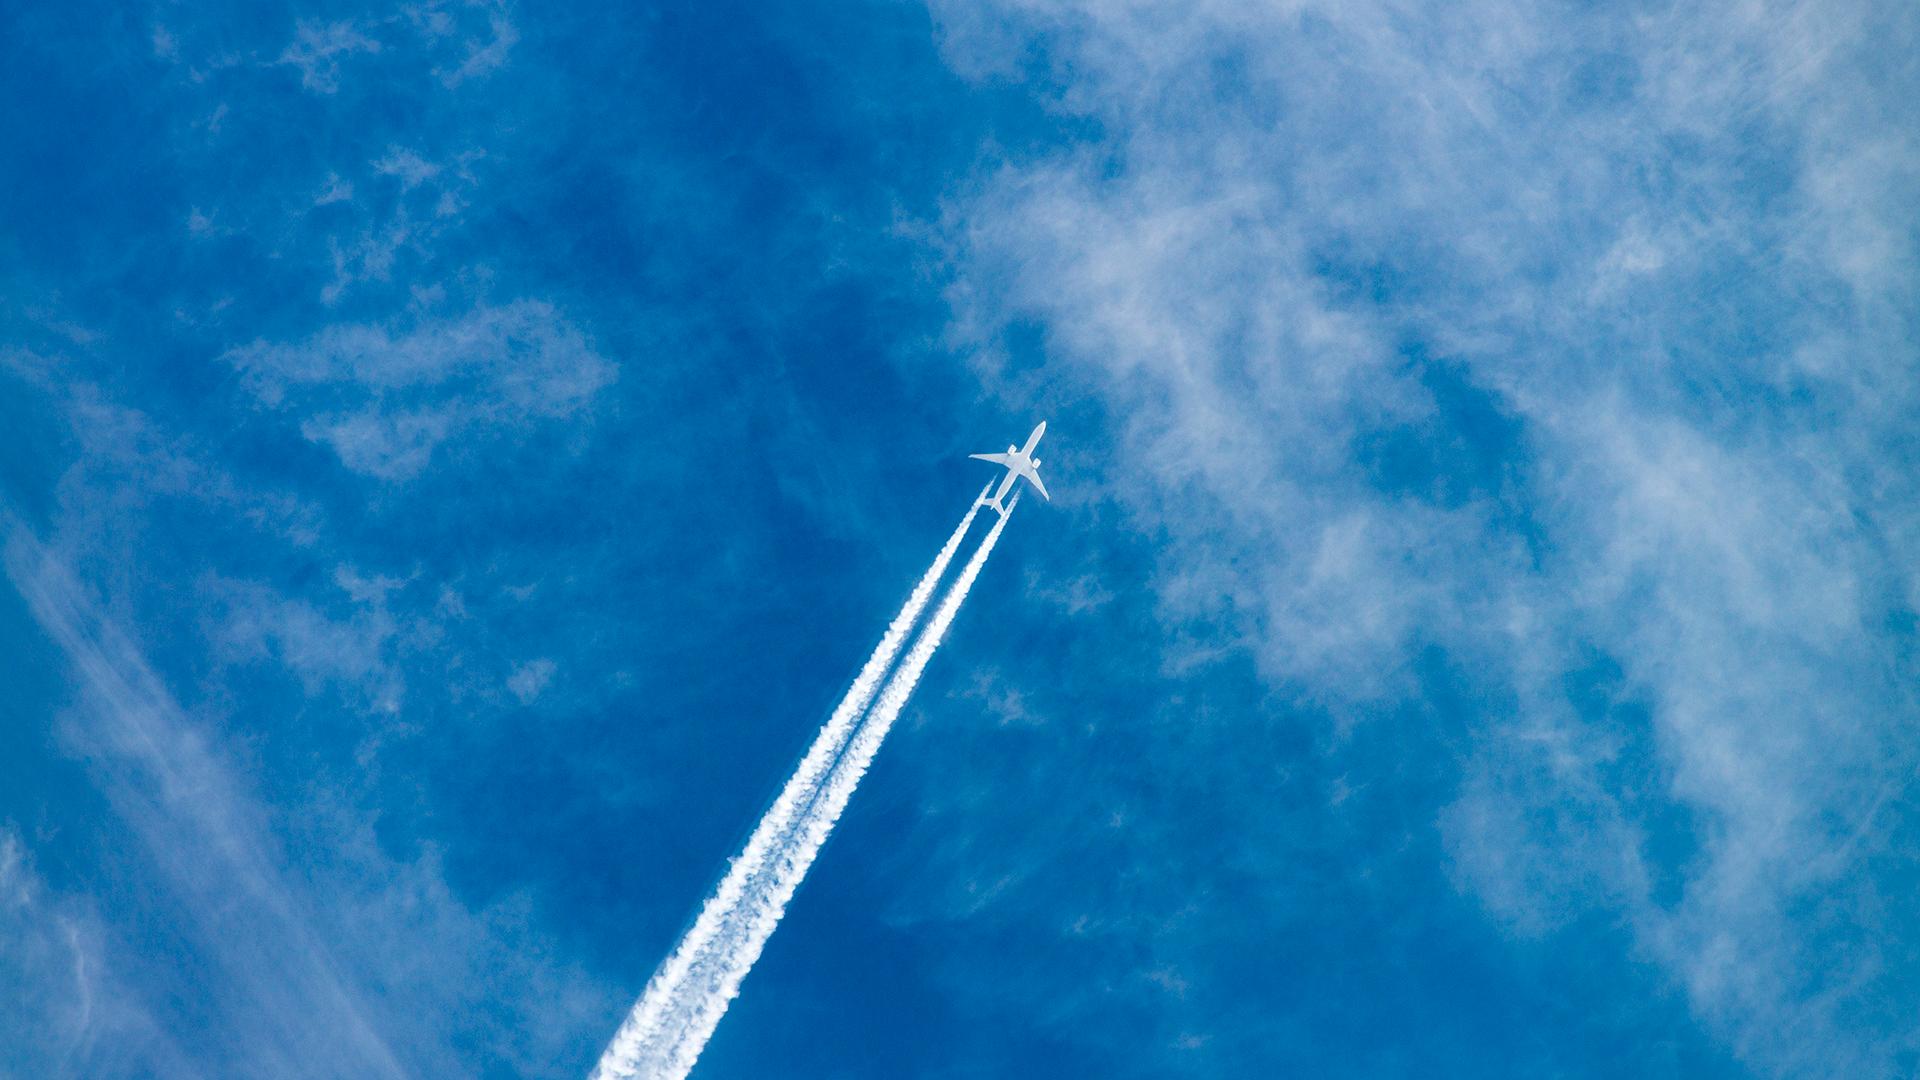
[1,520,407,1080]
[592,489,996,1079]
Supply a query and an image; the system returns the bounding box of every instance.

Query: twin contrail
[592,490,1018,1080]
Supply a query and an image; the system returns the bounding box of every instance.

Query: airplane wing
[1019,464,1051,501]
[969,452,1018,468]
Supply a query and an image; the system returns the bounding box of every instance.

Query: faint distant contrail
[592,490,1006,1080]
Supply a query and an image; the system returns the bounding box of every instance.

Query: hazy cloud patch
[225,300,617,480]
[927,0,1920,1070]
[278,20,382,94]
[508,657,556,704]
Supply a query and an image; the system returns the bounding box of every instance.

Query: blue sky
[3,1,1918,1076]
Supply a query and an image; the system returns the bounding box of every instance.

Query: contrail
[592,490,1008,1080]
[607,499,1017,1080]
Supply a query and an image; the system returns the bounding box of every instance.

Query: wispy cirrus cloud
[923,0,1920,1072]
[224,299,616,480]
[3,525,412,1080]
[3,504,620,1077]
[0,828,151,1076]
[408,0,521,88]
[272,6,518,96]
[278,21,383,94]
[203,570,407,714]
[0,820,214,1079]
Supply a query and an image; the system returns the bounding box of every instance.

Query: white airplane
[971,421,1050,516]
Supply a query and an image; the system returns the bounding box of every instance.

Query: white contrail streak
[611,499,1017,1080]
[592,490,1004,1080]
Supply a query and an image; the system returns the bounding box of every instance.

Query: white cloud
[278,21,382,95]
[925,0,1920,1070]
[2,517,621,1077]
[405,0,520,87]
[0,827,145,1074]
[508,657,556,704]
[314,173,355,207]
[224,299,617,480]
[444,12,519,87]
[204,573,405,713]
[373,147,442,191]
[3,530,412,1078]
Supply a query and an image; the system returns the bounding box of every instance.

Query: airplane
[970,421,1050,516]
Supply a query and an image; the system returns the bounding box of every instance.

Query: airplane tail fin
[973,479,1011,519]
